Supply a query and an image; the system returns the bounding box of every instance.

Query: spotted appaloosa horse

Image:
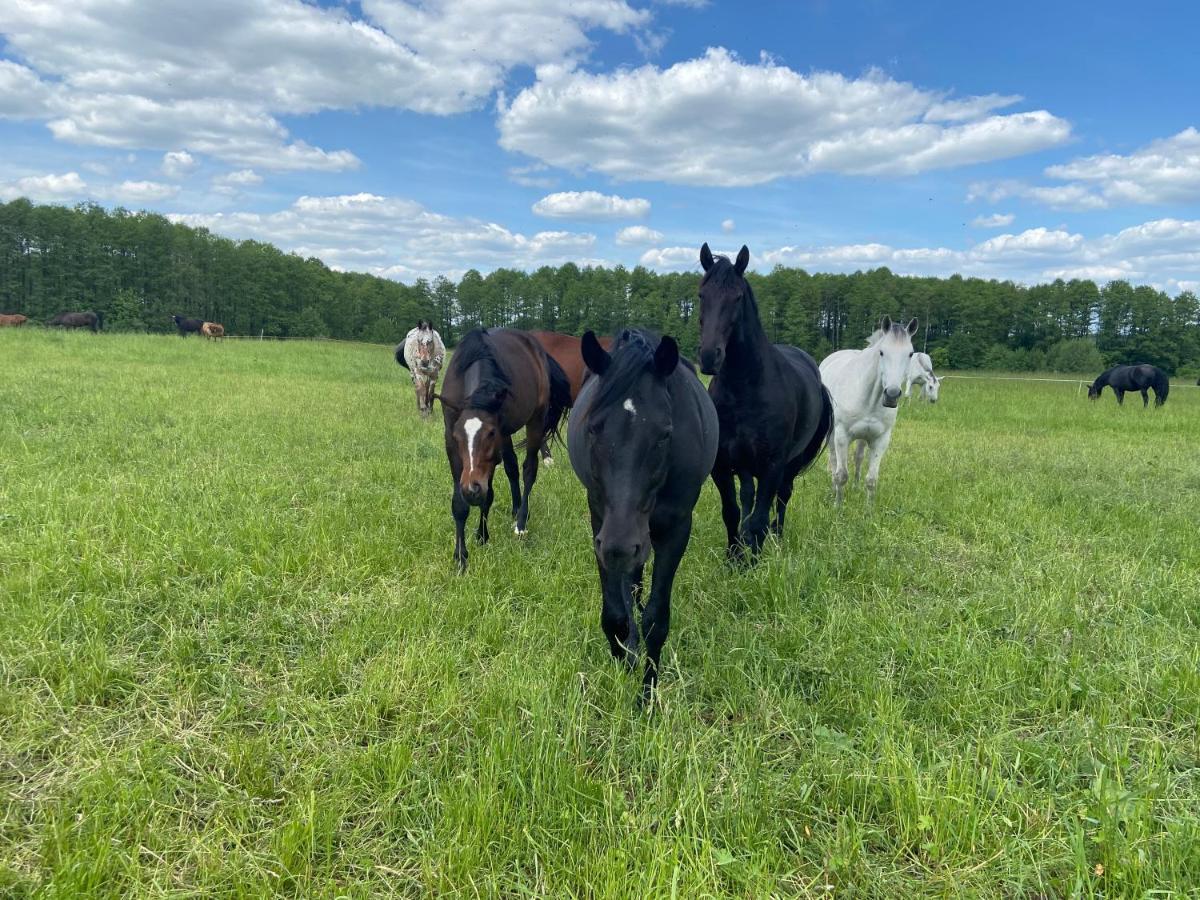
[395,320,446,418]
[0,314,28,327]
[201,322,225,339]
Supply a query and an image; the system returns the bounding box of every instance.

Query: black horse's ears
[654,336,679,377]
[906,317,919,336]
[582,330,611,376]
[700,243,714,272]
[734,245,750,275]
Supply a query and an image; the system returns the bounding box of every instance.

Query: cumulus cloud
[212,169,264,195]
[169,191,601,281]
[636,219,1200,292]
[0,0,648,169]
[969,128,1200,211]
[615,225,664,245]
[498,47,1070,186]
[972,213,1015,228]
[508,163,557,189]
[0,171,88,201]
[721,218,735,233]
[161,150,197,179]
[109,180,179,203]
[532,190,650,219]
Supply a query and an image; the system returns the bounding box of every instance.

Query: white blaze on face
[623,398,637,416]
[464,417,483,471]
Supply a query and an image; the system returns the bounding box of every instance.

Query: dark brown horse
[529,330,614,464]
[173,315,204,336]
[437,328,572,572]
[49,311,103,332]
[0,314,28,327]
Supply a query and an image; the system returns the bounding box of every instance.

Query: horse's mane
[591,329,691,414]
[450,328,510,413]
[701,255,760,319]
[865,322,910,348]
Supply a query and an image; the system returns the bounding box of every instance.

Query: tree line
[3,198,1198,374]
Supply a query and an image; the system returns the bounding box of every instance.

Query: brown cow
[200,322,225,339]
[0,314,29,327]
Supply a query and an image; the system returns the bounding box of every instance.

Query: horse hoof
[543,456,555,467]
[513,525,527,536]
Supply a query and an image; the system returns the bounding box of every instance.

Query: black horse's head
[697,243,750,376]
[581,330,679,573]
[1087,383,1102,400]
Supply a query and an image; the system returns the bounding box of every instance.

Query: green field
[2,329,1198,897]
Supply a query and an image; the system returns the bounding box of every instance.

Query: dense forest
[3,198,1198,373]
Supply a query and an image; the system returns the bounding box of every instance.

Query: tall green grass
[2,329,1198,897]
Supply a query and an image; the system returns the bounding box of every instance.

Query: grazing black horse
[569,329,718,698]
[1088,364,1169,407]
[173,315,205,337]
[49,311,103,332]
[698,244,833,561]
[437,328,571,572]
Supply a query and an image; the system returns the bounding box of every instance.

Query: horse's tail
[793,383,835,476]
[542,354,573,446]
[394,343,409,369]
[1154,369,1169,406]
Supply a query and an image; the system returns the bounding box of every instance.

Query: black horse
[173,315,205,336]
[569,329,718,698]
[49,311,103,332]
[437,328,571,572]
[1088,364,1169,407]
[698,244,833,561]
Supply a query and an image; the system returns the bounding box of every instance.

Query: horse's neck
[845,349,885,407]
[725,302,772,384]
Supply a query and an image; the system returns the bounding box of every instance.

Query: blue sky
[1,0,1197,291]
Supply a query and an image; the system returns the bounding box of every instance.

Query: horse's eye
[909,351,915,356]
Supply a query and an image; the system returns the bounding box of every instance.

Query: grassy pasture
[1,329,1199,897]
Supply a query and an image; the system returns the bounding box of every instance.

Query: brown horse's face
[450,410,504,504]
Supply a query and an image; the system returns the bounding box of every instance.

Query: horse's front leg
[451,485,470,572]
[475,475,495,544]
[853,440,866,484]
[640,515,691,704]
[1116,390,1125,405]
[1141,389,1149,408]
[741,463,784,555]
[864,432,893,508]
[831,425,851,507]
[501,437,521,519]
[515,421,544,534]
[710,463,742,563]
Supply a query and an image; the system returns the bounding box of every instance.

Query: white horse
[903,351,940,403]
[819,316,918,506]
[395,320,445,418]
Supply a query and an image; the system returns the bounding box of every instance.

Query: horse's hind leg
[771,475,794,537]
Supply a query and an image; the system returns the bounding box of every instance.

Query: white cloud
[0,60,54,118]
[0,171,88,201]
[721,218,735,233]
[532,190,650,220]
[161,150,197,179]
[636,220,1200,293]
[972,212,1014,228]
[615,225,664,245]
[169,191,599,281]
[508,163,557,188]
[0,0,648,169]
[498,47,1070,186]
[969,128,1200,211]
[109,180,179,202]
[212,168,264,195]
